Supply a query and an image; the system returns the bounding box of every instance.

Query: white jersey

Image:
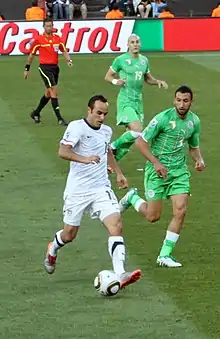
[60,118,112,196]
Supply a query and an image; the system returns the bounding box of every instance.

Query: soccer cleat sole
[120,269,142,289]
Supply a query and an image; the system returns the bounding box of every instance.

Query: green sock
[114,146,130,161]
[159,231,179,257]
[159,240,176,257]
[129,193,145,212]
[111,131,140,161]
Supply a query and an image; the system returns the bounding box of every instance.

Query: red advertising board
[164,18,220,52]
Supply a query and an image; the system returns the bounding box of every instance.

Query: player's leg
[31,68,52,123]
[49,66,68,126]
[118,166,164,222]
[157,194,188,268]
[111,106,142,161]
[44,195,87,274]
[90,188,142,288]
[157,172,190,267]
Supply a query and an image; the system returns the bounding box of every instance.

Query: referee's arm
[24,39,39,79]
[59,42,72,67]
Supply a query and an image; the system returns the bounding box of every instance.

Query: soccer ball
[94,270,120,296]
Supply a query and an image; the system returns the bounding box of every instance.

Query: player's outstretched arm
[189,147,205,172]
[144,73,168,89]
[108,148,128,189]
[59,144,100,164]
[136,137,167,178]
[24,53,35,80]
[104,68,126,86]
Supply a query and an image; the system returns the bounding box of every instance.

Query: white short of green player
[105,34,168,162]
[118,86,205,268]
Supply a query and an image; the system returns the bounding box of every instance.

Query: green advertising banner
[133,20,164,52]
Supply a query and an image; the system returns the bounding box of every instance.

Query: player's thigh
[38,65,56,88]
[63,195,91,227]
[90,188,121,234]
[54,66,60,85]
[168,173,190,217]
[144,167,164,221]
[127,120,142,133]
[167,172,190,199]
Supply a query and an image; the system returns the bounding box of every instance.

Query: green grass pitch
[0,52,220,339]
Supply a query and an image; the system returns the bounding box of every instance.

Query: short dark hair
[32,0,38,6]
[112,3,119,10]
[175,85,193,100]
[88,95,108,109]
[43,17,53,26]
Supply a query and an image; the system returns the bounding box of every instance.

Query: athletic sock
[111,131,141,161]
[108,236,125,276]
[51,97,62,120]
[49,230,65,256]
[35,95,50,115]
[130,193,146,212]
[159,231,179,257]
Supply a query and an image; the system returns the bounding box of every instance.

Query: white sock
[49,230,65,256]
[108,236,125,276]
[133,198,145,212]
[130,131,141,138]
[165,231,179,243]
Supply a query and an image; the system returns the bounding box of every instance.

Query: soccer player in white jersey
[44,95,142,289]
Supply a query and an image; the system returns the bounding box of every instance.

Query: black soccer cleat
[30,110,41,124]
[58,119,68,126]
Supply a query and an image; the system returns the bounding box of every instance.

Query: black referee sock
[35,95,50,115]
[51,98,62,120]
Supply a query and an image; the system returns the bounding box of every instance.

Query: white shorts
[63,187,120,226]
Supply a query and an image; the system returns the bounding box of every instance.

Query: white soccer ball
[94,270,120,296]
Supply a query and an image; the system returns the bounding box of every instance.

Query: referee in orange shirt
[24,17,72,126]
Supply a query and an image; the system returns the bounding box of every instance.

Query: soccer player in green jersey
[118,85,205,267]
[104,34,168,162]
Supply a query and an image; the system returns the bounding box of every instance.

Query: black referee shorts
[38,64,60,88]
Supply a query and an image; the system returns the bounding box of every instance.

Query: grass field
[0,52,220,339]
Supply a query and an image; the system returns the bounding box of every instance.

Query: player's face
[174,92,192,117]
[88,101,108,128]
[44,22,53,35]
[128,37,141,54]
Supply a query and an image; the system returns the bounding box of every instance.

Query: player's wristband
[25,64,30,71]
[112,79,118,85]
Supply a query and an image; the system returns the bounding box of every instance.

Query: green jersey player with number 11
[105,34,168,162]
[119,86,205,267]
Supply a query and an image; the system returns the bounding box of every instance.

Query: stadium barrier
[0,18,219,55]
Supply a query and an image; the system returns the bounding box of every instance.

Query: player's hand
[116,173,128,189]
[157,80,168,89]
[67,60,73,67]
[24,71,29,80]
[154,161,167,179]
[84,155,100,164]
[116,78,126,86]
[195,159,205,172]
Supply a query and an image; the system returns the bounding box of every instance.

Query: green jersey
[142,107,200,170]
[111,52,150,103]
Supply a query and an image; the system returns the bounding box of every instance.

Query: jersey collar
[83,118,100,130]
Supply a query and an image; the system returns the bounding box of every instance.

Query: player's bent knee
[173,205,187,220]
[146,213,161,223]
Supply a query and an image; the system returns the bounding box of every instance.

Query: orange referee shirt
[30,34,66,64]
